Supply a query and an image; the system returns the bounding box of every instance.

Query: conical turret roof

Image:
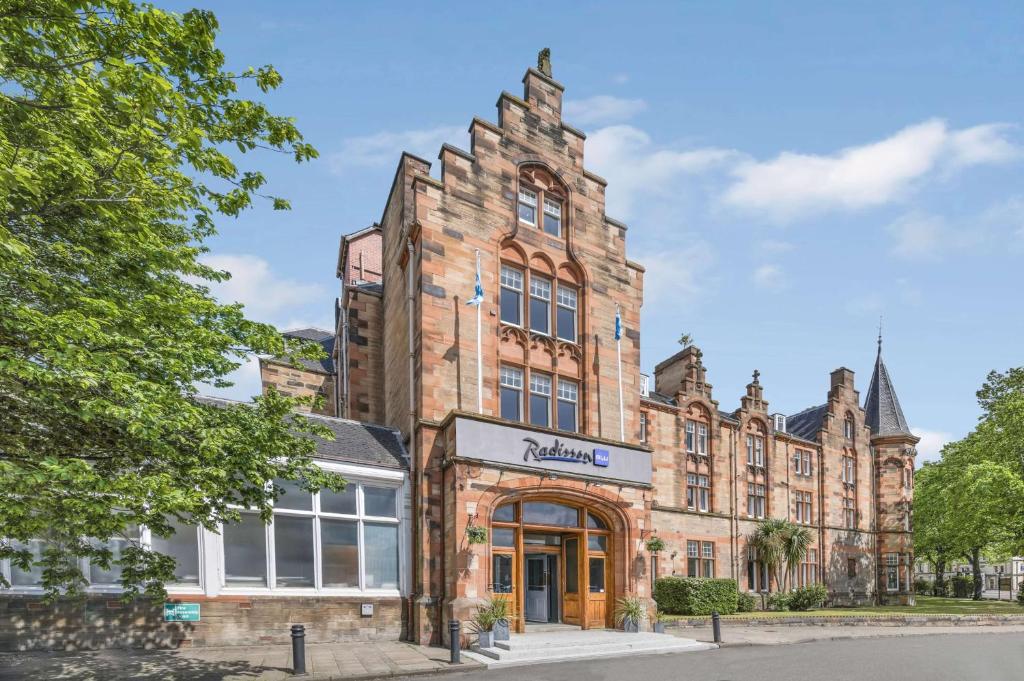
[864,338,911,437]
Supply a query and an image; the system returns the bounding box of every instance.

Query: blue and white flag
[614,306,622,341]
[467,252,484,306]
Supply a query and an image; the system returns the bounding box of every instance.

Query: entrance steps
[464,629,716,668]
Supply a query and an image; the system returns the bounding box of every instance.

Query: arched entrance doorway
[489,497,615,631]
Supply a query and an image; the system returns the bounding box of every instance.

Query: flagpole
[616,305,624,441]
[475,249,483,414]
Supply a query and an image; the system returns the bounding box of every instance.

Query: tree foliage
[747,518,813,593]
[0,0,340,600]
[913,366,1024,599]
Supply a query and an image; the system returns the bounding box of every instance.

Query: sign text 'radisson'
[523,437,610,468]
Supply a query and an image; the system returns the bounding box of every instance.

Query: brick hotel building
[0,56,918,650]
[280,56,920,645]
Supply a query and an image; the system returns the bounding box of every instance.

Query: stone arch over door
[481,483,637,631]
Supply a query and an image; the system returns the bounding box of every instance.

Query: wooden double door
[489,500,612,632]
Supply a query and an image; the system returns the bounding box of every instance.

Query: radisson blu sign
[454,416,651,485]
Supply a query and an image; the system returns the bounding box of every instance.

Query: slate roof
[197,396,408,470]
[304,413,409,469]
[864,350,911,437]
[786,404,828,441]
[643,391,676,406]
[281,328,335,374]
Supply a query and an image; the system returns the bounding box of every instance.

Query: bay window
[223,478,401,593]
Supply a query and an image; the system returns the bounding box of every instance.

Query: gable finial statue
[537,48,552,77]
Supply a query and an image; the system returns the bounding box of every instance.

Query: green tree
[912,462,959,596]
[0,1,340,600]
[748,519,814,593]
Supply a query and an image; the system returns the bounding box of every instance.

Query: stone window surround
[500,361,579,434]
[0,461,410,599]
[517,167,566,239]
[500,261,579,345]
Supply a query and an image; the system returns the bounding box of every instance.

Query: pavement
[4,626,1024,680]
[407,632,1024,681]
[0,640,482,681]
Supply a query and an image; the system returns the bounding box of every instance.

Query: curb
[293,660,485,681]
[668,614,1024,629]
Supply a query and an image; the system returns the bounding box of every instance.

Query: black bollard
[711,611,721,643]
[291,624,307,675]
[449,619,461,664]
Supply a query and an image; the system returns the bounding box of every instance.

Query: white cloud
[585,125,738,218]
[563,95,647,126]
[200,254,326,324]
[329,125,466,171]
[752,264,787,290]
[913,427,954,466]
[723,119,1020,222]
[635,242,716,308]
[886,213,949,261]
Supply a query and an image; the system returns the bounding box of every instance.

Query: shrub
[767,591,791,611]
[737,591,757,612]
[1017,590,1024,606]
[788,584,828,611]
[914,578,933,594]
[951,575,973,598]
[653,577,739,616]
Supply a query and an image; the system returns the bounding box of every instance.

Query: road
[415,632,1024,681]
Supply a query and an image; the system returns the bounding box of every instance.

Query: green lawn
[669,596,1024,620]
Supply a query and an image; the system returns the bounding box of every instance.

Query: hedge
[654,577,739,616]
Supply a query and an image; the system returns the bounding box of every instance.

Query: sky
[177,1,1024,465]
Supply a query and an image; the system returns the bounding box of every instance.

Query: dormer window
[543,197,562,236]
[774,414,786,433]
[518,187,537,225]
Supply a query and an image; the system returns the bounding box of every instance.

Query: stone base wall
[0,595,407,651]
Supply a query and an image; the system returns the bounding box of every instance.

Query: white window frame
[499,265,524,327]
[886,552,900,592]
[555,283,577,342]
[697,424,708,456]
[529,371,552,427]
[542,196,562,236]
[556,378,578,433]
[697,475,710,512]
[219,463,406,597]
[529,275,552,335]
[518,187,537,225]
[499,365,524,422]
[639,412,648,443]
[686,421,696,453]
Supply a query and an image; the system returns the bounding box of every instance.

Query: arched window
[518,167,567,238]
[844,413,855,440]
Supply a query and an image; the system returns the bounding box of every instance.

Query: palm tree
[749,519,814,592]
[781,523,814,593]
[747,518,788,592]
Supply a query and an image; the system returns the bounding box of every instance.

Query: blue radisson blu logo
[523,438,610,468]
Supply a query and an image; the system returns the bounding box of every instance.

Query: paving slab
[0,640,483,681]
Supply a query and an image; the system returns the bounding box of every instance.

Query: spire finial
[752,369,760,385]
[877,316,883,355]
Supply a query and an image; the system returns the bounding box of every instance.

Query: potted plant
[645,536,666,553]
[613,596,646,633]
[489,598,511,641]
[466,524,488,545]
[653,610,670,634]
[470,599,499,648]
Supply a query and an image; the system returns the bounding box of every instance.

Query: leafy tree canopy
[0,0,341,600]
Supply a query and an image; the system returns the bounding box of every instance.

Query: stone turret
[866,335,918,605]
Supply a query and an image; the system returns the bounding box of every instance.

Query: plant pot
[478,631,494,648]
[653,622,666,634]
[493,619,510,641]
[623,618,640,633]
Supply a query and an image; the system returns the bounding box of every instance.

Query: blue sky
[183,1,1024,464]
